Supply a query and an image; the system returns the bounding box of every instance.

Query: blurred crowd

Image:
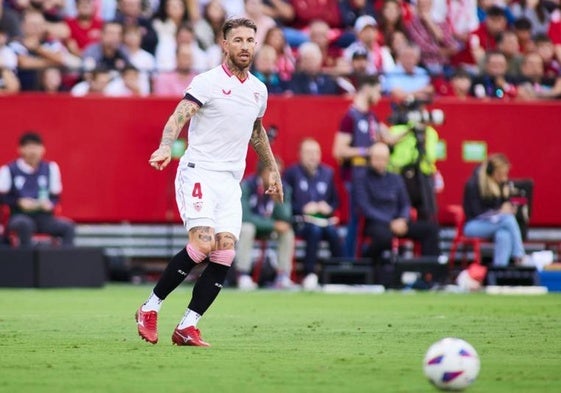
[1,0,560,100]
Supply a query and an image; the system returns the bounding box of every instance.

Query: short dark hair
[222,18,257,40]
[356,74,380,90]
[513,17,532,31]
[486,5,506,18]
[19,132,43,146]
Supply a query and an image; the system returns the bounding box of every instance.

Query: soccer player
[135,17,283,347]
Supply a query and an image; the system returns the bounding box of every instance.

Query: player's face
[223,26,257,70]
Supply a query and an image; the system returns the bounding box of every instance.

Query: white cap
[354,15,377,32]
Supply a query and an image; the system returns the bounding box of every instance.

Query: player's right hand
[149,146,172,170]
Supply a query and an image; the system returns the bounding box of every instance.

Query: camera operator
[387,98,442,221]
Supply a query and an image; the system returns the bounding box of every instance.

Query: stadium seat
[0,204,61,247]
[446,205,485,269]
[355,208,420,259]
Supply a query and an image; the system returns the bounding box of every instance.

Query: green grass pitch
[1,285,560,393]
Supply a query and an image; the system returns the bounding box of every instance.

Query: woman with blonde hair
[462,153,526,266]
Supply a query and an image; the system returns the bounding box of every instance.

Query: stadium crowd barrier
[1,95,560,227]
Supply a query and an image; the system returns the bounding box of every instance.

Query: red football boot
[135,307,158,344]
[172,326,210,347]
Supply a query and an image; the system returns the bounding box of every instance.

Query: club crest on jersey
[222,89,231,95]
[193,201,203,212]
[254,92,260,103]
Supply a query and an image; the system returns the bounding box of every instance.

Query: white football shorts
[175,162,242,239]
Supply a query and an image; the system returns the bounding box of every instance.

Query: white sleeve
[258,87,268,118]
[183,73,210,106]
[49,162,63,195]
[0,165,11,193]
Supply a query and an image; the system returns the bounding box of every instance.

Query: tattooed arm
[149,99,200,170]
[249,118,284,203]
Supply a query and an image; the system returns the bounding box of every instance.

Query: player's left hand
[265,171,284,203]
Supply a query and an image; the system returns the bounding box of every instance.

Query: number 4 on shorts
[192,182,202,199]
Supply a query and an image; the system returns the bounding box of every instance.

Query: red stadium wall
[0,95,559,226]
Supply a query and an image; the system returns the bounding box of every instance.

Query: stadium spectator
[452,5,509,74]
[0,132,75,247]
[0,0,22,39]
[261,0,295,26]
[64,0,103,56]
[516,51,561,100]
[0,27,17,71]
[0,66,20,93]
[382,43,434,102]
[38,66,65,93]
[200,0,244,18]
[332,75,395,257]
[63,0,118,21]
[378,0,408,46]
[9,9,77,91]
[262,25,295,83]
[338,0,377,33]
[434,68,473,98]
[308,19,346,75]
[496,30,523,77]
[114,0,158,54]
[406,0,460,75]
[153,0,194,70]
[244,0,276,50]
[70,66,112,95]
[353,142,440,267]
[194,0,226,51]
[283,138,343,290]
[337,47,370,92]
[157,22,208,73]
[386,29,409,64]
[122,24,155,94]
[288,0,342,29]
[82,21,132,73]
[343,15,394,75]
[288,42,340,95]
[430,0,479,45]
[252,44,288,94]
[470,50,517,99]
[236,160,296,290]
[105,64,147,96]
[462,153,527,267]
[534,33,561,78]
[152,43,197,97]
[510,0,551,36]
[513,17,536,54]
[548,6,561,49]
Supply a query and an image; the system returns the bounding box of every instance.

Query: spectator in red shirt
[434,68,473,98]
[262,26,296,83]
[65,0,103,56]
[452,5,508,74]
[289,0,342,29]
[535,34,561,78]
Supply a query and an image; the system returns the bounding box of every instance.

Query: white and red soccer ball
[423,337,480,391]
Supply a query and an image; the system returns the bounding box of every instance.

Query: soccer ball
[423,337,480,391]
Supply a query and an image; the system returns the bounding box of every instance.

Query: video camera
[388,98,444,128]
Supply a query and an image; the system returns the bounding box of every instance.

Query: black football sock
[153,247,202,300]
[187,262,230,316]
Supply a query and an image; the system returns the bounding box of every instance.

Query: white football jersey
[180,64,268,179]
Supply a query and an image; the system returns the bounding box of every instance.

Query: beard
[227,51,253,70]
